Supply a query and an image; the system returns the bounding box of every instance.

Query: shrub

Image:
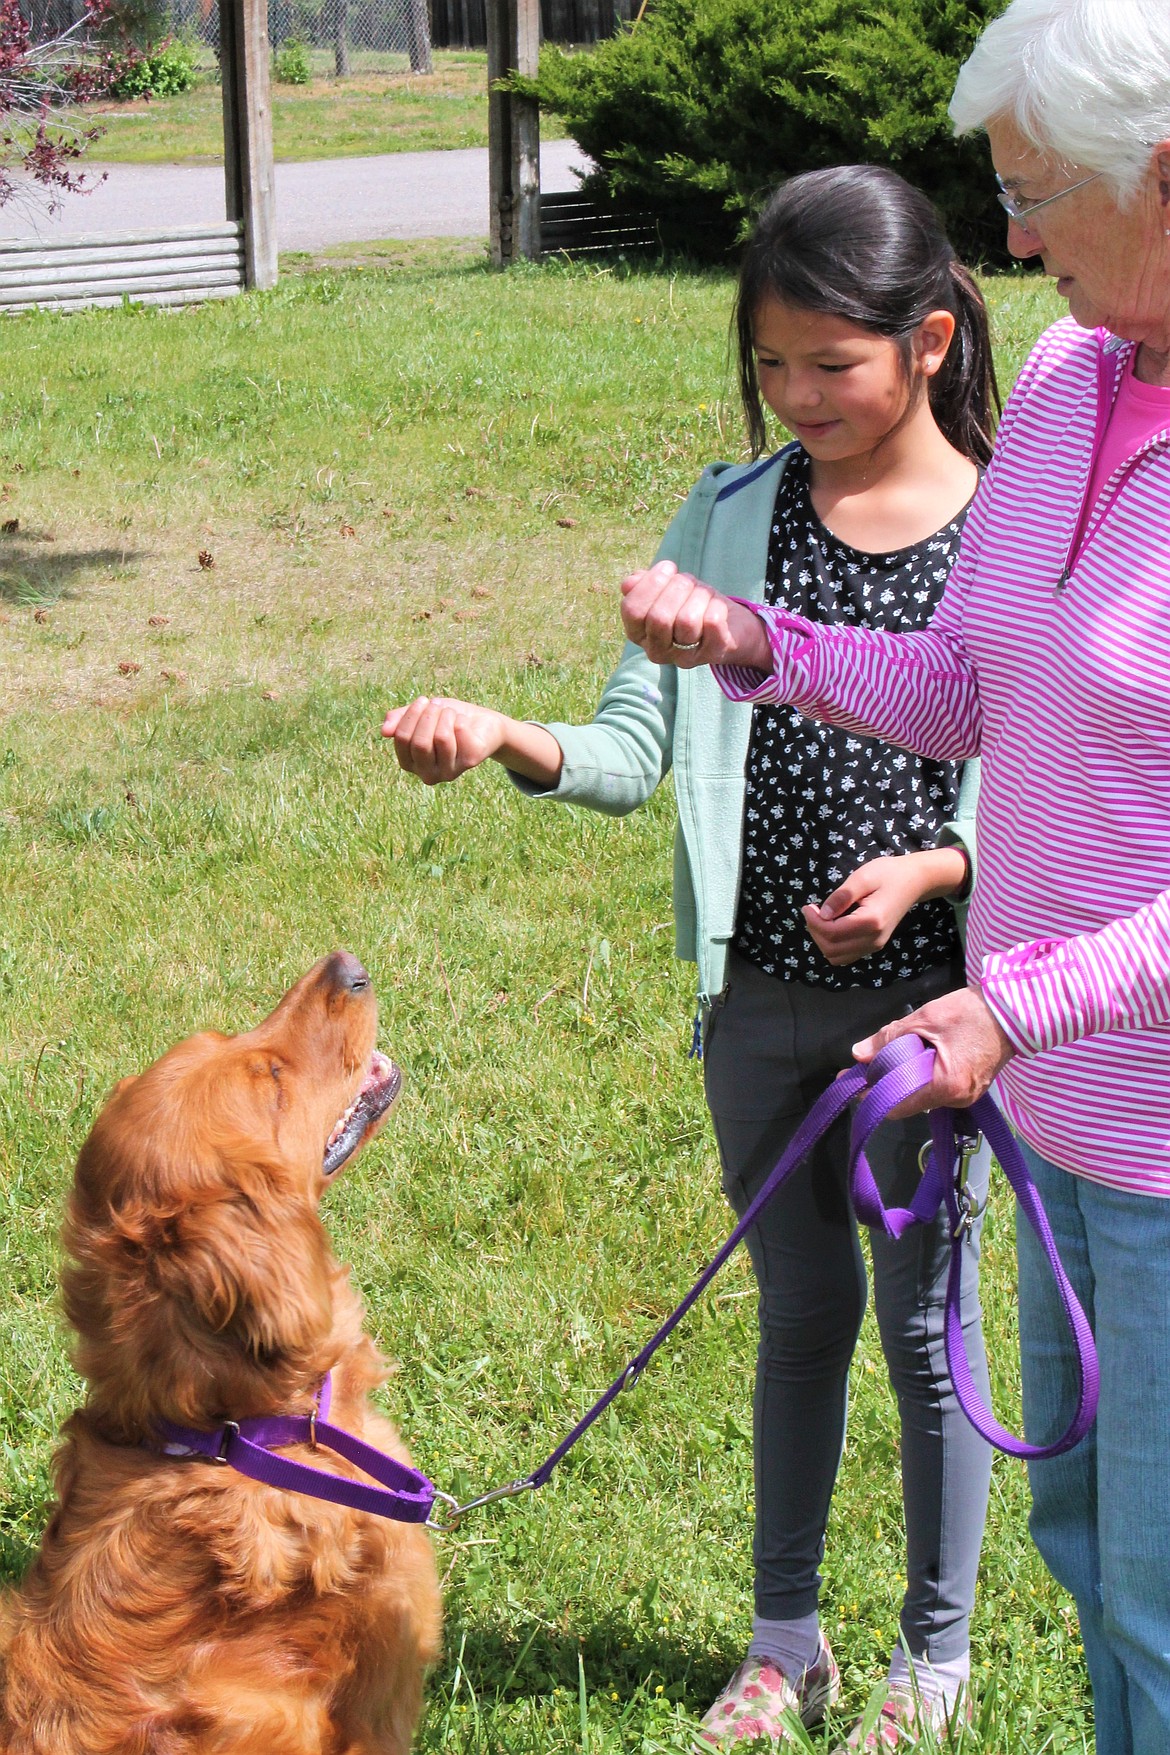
[520,0,1010,265]
[109,36,199,100]
[274,37,312,86]
[1,0,117,208]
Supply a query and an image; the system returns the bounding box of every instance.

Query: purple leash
[513,1033,1097,1509]
[152,1034,1099,1530]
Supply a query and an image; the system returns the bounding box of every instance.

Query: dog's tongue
[323,1052,401,1176]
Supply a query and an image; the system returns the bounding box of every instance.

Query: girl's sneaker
[700,1640,840,1746]
[833,1686,972,1751]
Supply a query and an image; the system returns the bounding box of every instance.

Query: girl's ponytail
[735,165,1001,464]
[931,260,999,468]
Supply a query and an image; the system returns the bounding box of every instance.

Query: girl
[384,165,997,1752]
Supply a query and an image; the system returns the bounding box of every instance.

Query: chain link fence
[21,0,624,71]
[162,0,432,77]
[18,0,98,36]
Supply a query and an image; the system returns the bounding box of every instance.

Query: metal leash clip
[425,1477,537,1534]
[952,1133,984,1241]
[917,1132,984,1240]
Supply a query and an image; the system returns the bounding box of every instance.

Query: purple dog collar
[153,1371,438,1525]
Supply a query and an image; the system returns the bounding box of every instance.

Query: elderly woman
[620,1,1170,1749]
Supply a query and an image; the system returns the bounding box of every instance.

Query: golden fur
[0,953,441,1754]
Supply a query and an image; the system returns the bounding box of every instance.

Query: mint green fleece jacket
[517,448,980,1000]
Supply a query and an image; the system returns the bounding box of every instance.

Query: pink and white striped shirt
[717,317,1170,1195]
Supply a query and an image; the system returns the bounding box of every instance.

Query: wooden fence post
[487,0,541,266]
[219,0,277,291]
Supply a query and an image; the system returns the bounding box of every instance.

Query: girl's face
[751,295,953,461]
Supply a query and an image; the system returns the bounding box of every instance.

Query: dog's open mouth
[323,1050,402,1176]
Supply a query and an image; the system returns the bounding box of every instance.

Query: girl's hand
[620,560,772,669]
[802,848,970,966]
[381,698,563,788]
[852,986,1015,1117]
[382,697,507,784]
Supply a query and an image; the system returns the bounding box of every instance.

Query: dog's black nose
[328,951,371,994]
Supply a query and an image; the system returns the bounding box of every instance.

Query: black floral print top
[733,448,969,990]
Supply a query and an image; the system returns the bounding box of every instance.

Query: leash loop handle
[845,1042,1098,1461]
[936,1093,1099,1459]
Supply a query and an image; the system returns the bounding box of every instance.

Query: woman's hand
[381,697,563,787]
[620,560,772,670]
[803,848,970,967]
[852,986,1016,1117]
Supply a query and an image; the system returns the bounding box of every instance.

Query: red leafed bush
[0,0,118,210]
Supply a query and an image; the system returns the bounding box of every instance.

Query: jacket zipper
[1059,344,1170,590]
[689,986,730,1061]
[1059,441,1170,590]
[676,448,791,1056]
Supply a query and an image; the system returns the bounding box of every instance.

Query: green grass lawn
[0,258,1091,1750]
[83,52,563,163]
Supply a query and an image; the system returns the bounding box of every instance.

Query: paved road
[0,137,589,249]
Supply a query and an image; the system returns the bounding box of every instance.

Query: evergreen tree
[522,0,1009,262]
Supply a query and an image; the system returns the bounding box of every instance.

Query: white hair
[950,0,1170,202]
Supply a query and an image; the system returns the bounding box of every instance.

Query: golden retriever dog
[0,952,441,1755]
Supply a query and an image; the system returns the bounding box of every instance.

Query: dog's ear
[64,1136,340,1439]
[158,1160,338,1389]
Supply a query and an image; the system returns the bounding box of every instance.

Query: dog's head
[63,952,401,1441]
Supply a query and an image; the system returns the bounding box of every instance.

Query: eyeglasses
[996,170,1103,233]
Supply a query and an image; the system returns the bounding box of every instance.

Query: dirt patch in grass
[0,508,633,718]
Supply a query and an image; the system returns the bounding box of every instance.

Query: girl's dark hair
[735,164,1000,465]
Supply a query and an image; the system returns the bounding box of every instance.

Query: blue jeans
[1017,1140,1170,1755]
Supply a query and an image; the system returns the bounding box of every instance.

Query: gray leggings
[704,950,992,1664]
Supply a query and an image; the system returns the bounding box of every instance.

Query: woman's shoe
[699,1640,840,1746]
[833,1685,971,1751]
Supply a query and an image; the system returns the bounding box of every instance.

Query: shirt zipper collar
[1059,335,1170,591]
